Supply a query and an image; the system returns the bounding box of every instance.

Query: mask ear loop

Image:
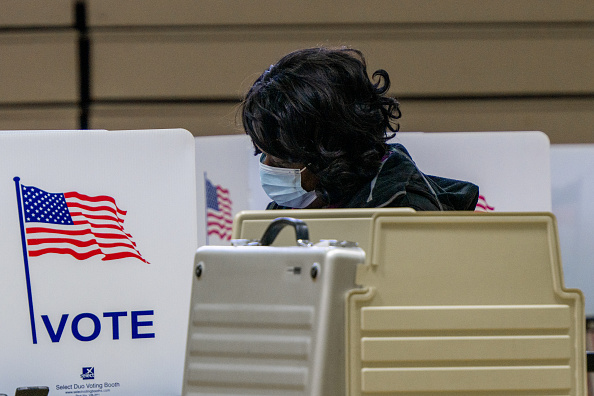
[298,163,312,174]
[299,163,326,208]
[261,153,310,173]
[302,162,332,205]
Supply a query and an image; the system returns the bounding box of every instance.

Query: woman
[241,46,478,210]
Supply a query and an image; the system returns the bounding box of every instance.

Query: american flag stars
[22,186,73,224]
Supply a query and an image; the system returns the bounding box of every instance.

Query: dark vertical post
[75,1,90,129]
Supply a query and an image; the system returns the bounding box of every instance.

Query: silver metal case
[182,243,364,395]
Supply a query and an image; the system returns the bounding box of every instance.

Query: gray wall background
[1,0,593,143]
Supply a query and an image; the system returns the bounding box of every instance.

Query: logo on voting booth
[81,367,95,380]
[13,177,155,345]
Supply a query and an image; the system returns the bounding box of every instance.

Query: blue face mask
[259,155,318,208]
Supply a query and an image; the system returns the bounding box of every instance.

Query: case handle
[259,217,310,246]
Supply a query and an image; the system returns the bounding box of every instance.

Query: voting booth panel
[233,210,586,395]
[195,131,551,248]
[195,135,265,246]
[0,129,197,396]
[233,208,413,251]
[551,145,594,318]
[349,213,584,395]
[393,131,552,212]
[195,132,592,319]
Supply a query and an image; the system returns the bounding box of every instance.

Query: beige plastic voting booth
[1,129,197,396]
[187,208,585,395]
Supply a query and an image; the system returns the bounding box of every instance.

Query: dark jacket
[267,144,479,211]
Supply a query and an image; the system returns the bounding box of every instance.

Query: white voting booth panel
[393,131,552,212]
[551,145,594,317]
[195,135,268,246]
[1,129,197,396]
[195,131,552,246]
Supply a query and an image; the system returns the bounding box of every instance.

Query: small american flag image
[19,183,148,263]
[205,176,233,241]
[475,194,495,212]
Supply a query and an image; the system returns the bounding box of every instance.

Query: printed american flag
[20,184,148,263]
[475,194,495,212]
[205,177,233,241]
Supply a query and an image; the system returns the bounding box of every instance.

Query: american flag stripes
[19,184,148,263]
[205,176,233,241]
[475,194,495,212]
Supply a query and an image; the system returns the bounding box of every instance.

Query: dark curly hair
[241,46,401,205]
